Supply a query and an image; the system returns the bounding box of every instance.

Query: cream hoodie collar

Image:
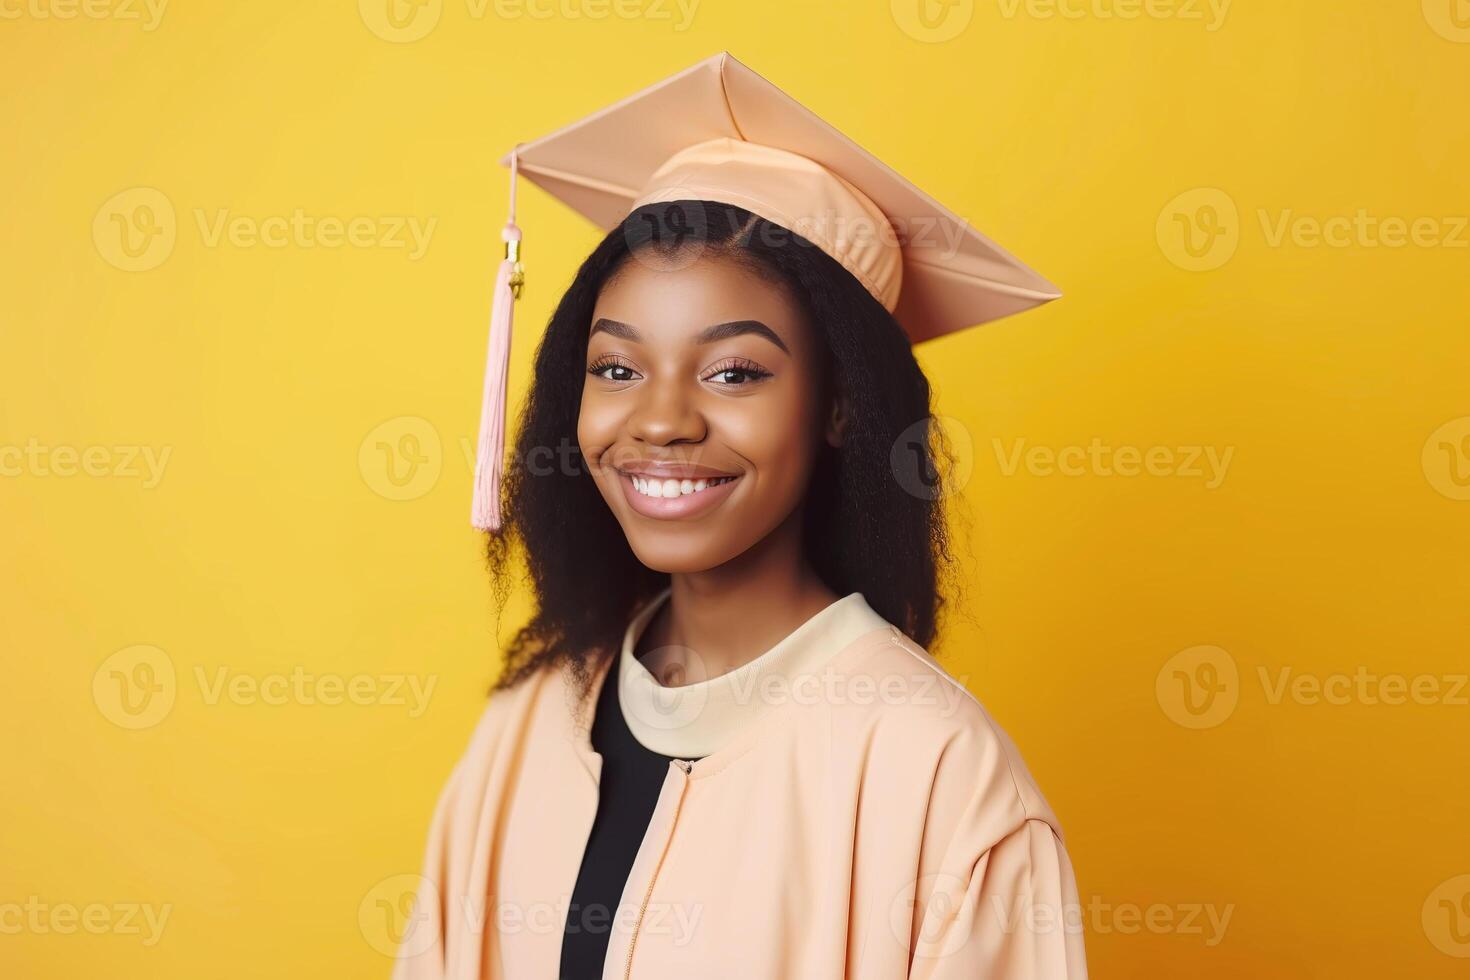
[616,586,892,758]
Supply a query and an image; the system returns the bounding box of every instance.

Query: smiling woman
[582,308,794,525]
[394,53,1084,980]
[494,199,948,691]
[579,232,849,577]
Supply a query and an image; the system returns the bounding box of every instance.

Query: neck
[639,510,839,684]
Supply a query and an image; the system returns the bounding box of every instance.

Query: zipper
[623,759,693,980]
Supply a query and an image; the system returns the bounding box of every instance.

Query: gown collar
[615,586,892,758]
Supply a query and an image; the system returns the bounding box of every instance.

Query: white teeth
[630,474,733,499]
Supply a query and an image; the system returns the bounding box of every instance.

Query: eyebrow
[589,318,790,354]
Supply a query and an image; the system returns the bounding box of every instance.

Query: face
[577,250,840,574]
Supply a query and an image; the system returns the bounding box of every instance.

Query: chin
[622,527,746,575]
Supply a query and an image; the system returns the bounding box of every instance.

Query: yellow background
[3,1,1469,977]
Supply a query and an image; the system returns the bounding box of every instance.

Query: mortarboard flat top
[498,51,1060,344]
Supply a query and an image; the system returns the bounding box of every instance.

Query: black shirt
[558,652,703,979]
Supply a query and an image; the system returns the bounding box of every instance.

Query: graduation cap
[473,51,1059,531]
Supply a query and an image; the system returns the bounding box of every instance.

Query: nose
[625,375,706,446]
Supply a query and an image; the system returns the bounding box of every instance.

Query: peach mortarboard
[472,51,1060,531]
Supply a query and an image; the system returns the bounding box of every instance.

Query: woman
[396,54,1086,979]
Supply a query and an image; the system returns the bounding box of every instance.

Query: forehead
[591,251,809,344]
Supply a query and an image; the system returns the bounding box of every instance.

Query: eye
[588,355,642,383]
[701,357,774,387]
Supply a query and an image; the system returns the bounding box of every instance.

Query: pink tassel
[472,147,524,532]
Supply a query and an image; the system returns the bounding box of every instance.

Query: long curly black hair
[488,201,957,698]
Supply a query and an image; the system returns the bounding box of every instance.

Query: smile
[616,469,741,520]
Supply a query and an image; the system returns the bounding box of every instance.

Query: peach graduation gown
[393,589,1088,979]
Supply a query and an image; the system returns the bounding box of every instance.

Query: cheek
[576,388,618,467]
[717,387,823,488]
